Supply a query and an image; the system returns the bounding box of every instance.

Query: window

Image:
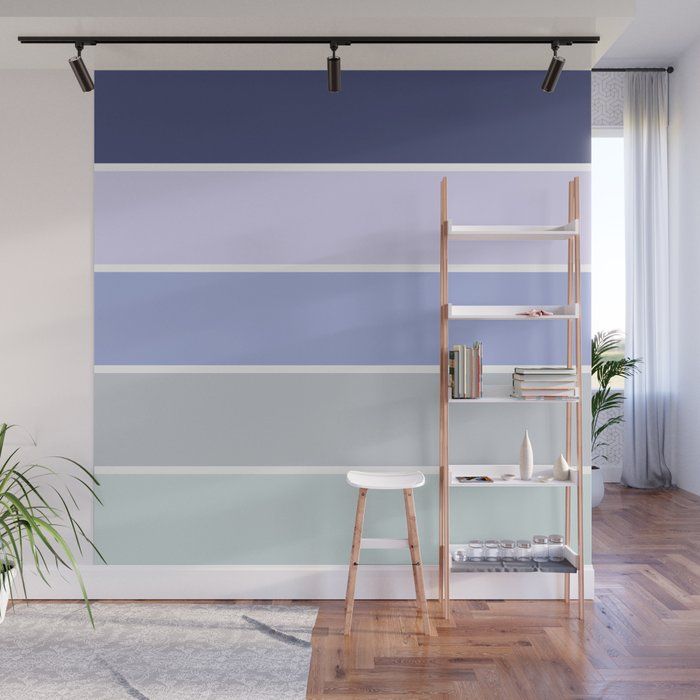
[591,131,625,338]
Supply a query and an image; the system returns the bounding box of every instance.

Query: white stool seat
[346,470,425,490]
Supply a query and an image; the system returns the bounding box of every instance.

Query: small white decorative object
[519,430,534,481]
[553,453,571,481]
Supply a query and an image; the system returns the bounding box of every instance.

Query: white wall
[1,70,94,558]
[670,35,700,495]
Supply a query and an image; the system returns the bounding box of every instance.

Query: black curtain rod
[18,35,599,46]
[592,67,673,73]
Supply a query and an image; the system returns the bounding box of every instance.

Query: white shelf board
[449,395,579,404]
[450,464,577,487]
[448,222,577,241]
[448,304,578,321]
[449,384,579,404]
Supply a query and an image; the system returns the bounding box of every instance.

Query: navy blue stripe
[94,271,591,365]
[94,71,591,163]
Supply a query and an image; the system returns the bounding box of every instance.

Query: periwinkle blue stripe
[94,71,591,164]
[94,271,591,365]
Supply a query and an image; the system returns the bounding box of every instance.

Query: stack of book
[449,342,483,399]
[511,366,578,400]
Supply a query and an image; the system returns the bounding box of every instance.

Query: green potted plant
[0,423,104,624]
[591,331,641,507]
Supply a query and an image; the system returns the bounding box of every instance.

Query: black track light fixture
[327,43,341,93]
[18,35,604,97]
[541,41,565,93]
[69,43,94,93]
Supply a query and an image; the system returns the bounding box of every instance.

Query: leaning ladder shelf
[438,176,585,621]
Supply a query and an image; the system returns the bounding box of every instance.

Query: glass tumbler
[467,539,484,561]
[532,535,549,562]
[484,539,500,561]
[452,548,466,563]
[500,539,516,562]
[548,534,565,561]
[516,540,532,561]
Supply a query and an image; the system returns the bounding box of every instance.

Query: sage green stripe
[95,373,591,467]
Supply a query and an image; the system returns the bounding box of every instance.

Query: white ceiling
[595,0,700,68]
[0,0,633,70]
[4,2,698,73]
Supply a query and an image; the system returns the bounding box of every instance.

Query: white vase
[591,466,605,508]
[553,453,571,481]
[0,565,16,624]
[519,430,534,481]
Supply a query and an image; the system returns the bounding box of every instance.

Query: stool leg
[344,488,368,635]
[403,488,434,636]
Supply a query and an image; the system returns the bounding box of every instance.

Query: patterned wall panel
[592,71,624,128]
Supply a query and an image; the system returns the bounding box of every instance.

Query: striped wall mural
[94,71,592,569]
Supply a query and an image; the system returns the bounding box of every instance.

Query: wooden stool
[344,470,434,636]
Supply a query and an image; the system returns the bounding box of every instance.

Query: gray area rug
[1,603,318,699]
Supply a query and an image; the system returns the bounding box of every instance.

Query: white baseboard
[16,565,594,601]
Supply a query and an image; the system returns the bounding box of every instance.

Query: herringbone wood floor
[307,485,700,698]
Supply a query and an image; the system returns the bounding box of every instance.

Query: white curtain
[622,72,673,488]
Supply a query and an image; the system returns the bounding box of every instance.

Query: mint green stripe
[94,474,591,565]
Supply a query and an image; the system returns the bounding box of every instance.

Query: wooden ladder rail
[565,181,574,605]
[438,176,450,620]
[565,176,585,620]
[572,175,585,620]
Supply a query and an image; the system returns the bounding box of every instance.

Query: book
[513,375,577,384]
[514,366,576,375]
[512,389,578,399]
[513,388,577,396]
[511,394,578,400]
[513,378,577,389]
[451,341,483,399]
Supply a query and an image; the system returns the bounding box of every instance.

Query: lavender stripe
[94,272,591,365]
[95,171,590,265]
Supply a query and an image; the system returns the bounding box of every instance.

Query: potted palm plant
[591,331,641,507]
[0,423,104,624]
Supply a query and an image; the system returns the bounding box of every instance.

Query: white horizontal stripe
[95,162,591,173]
[95,263,591,273]
[94,364,438,374]
[486,364,591,374]
[95,466,438,475]
[94,364,591,374]
[95,465,592,476]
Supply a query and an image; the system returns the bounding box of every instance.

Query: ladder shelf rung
[448,304,579,321]
[448,222,577,241]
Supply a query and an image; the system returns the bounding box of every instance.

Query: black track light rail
[18,35,600,47]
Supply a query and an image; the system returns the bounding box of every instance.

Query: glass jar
[484,539,500,561]
[467,539,484,561]
[500,539,516,562]
[516,539,532,561]
[548,534,565,561]
[452,548,466,563]
[532,535,549,562]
